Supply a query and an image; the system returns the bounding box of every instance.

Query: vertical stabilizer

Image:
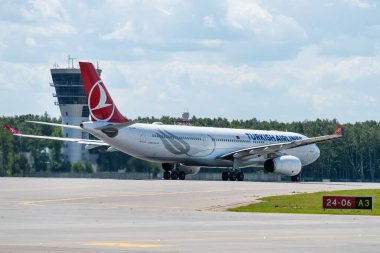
[79,62,128,123]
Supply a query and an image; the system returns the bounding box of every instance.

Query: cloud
[0,20,76,54]
[0,40,7,51]
[101,45,378,121]
[195,39,224,48]
[100,22,138,41]
[334,56,380,82]
[25,37,37,47]
[344,0,376,9]
[96,60,263,118]
[29,22,76,37]
[225,0,307,42]
[98,1,188,43]
[0,0,379,123]
[203,16,216,28]
[257,45,380,120]
[0,61,59,116]
[21,0,69,21]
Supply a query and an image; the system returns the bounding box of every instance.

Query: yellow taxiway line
[18,188,233,206]
[19,196,98,206]
[82,242,174,248]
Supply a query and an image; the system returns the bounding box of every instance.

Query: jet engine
[264,155,302,176]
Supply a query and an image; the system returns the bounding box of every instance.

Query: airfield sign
[322,196,373,210]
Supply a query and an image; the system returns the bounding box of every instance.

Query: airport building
[50,58,101,164]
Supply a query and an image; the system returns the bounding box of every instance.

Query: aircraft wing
[26,120,83,130]
[5,125,108,146]
[218,125,343,160]
[27,120,134,132]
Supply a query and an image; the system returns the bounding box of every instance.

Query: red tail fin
[335,124,343,136]
[5,125,20,134]
[79,62,128,123]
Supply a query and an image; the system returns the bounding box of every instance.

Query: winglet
[5,125,20,135]
[335,124,343,136]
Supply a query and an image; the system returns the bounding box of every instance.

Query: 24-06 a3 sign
[322,196,373,210]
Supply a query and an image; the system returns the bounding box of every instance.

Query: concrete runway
[0,178,380,253]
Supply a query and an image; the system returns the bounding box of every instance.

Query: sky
[0,0,379,123]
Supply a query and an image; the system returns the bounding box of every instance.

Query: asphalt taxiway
[0,178,379,253]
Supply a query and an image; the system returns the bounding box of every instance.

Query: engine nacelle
[264,155,302,176]
[178,164,201,175]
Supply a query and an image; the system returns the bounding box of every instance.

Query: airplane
[6,62,343,182]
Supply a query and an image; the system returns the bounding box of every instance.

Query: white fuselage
[82,121,320,168]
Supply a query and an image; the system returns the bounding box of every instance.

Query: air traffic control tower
[50,57,101,163]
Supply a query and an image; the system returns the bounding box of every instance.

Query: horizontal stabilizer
[94,121,134,131]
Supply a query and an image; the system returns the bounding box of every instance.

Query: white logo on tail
[88,80,115,121]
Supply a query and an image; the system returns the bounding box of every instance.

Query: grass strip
[229,189,380,215]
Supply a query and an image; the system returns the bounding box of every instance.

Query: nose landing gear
[291,173,300,182]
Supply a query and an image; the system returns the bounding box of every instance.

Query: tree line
[1,114,379,181]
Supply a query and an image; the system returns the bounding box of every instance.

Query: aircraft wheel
[171,171,179,180]
[237,172,244,181]
[222,172,229,181]
[229,172,237,181]
[291,174,300,182]
[178,171,186,180]
[163,171,171,180]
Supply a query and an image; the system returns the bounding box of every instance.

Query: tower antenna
[67,55,76,69]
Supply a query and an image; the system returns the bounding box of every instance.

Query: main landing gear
[222,158,244,181]
[162,163,186,180]
[163,170,186,180]
[222,170,244,181]
[163,171,171,180]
